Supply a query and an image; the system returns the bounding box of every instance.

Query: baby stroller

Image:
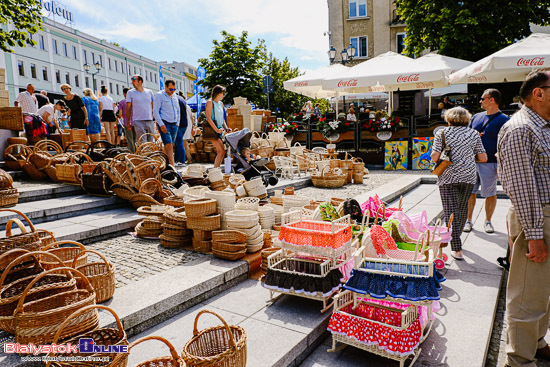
[225,128,278,186]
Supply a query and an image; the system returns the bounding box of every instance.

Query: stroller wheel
[268,175,278,186]
[434,259,445,270]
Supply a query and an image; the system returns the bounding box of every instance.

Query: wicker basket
[235,197,260,211]
[41,240,88,270]
[192,238,212,253]
[261,248,280,274]
[130,194,162,209]
[56,152,92,185]
[4,219,56,250]
[163,196,185,207]
[135,221,163,238]
[46,305,128,367]
[185,198,217,217]
[187,214,221,231]
[0,107,24,131]
[23,155,47,180]
[311,167,347,189]
[353,171,364,184]
[111,182,138,201]
[13,267,99,345]
[207,168,224,183]
[4,144,32,171]
[229,174,246,189]
[182,310,247,367]
[243,177,263,194]
[164,207,187,226]
[212,242,247,252]
[139,177,163,197]
[159,234,192,248]
[162,223,190,237]
[81,163,113,196]
[193,230,213,241]
[7,137,27,145]
[72,250,115,303]
[112,335,184,367]
[282,195,310,213]
[212,248,247,260]
[142,216,164,231]
[0,209,42,255]
[212,230,247,244]
[0,188,19,208]
[246,242,263,253]
[204,190,236,208]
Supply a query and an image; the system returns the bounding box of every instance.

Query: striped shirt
[432,126,485,186]
[497,106,550,240]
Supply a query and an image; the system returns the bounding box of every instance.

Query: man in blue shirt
[153,79,180,167]
[464,88,510,233]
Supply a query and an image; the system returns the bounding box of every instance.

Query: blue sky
[46,0,330,74]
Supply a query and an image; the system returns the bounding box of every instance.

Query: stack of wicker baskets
[352,157,365,184]
[205,190,236,230]
[161,208,192,248]
[265,203,284,226]
[135,205,171,238]
[211,230,247,260]
[225,210,263,253]
[261,247,279,274]
[258,205,275,230]
[207,168,226,191]
[282,194,310,213]
[0,169,18,208]
[310,167,347,189]
[185,198,220,253]
[243,177,267,198]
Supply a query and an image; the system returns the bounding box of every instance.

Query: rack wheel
[442,253,448,262]
[434,258,445,270]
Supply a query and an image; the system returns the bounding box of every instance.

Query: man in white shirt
[126,75,155,143]
[14,84,38,114]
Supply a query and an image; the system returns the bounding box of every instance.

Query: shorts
[117,123,124,137]
[87,114,101,135]
[101,109,117,122]
[158,121,178,145]
[472,162,498,197]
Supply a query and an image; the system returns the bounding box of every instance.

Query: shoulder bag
[201,101,220,141]
[431,130,452,177]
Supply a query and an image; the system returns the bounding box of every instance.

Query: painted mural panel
[384,141,408,170]
[412,137,434,170]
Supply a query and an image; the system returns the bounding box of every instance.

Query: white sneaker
[463,220,473,232]
[485,220,494,233]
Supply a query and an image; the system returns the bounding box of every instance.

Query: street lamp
[328,43,356,65]
[83,61,102,91]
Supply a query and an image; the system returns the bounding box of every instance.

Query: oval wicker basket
[225,210,259,223]
[0,188,19,208]
[163,195,185,207]
[111,335,184,367]
[212,242,247,252]
[246,242,263,253]
[160,234,192,248]
[204,190,236,208]
[243,177,263,194]
[185,198,217,218]
[212,230,247,244]
[137,205,172,217]
[181,310,247,367]
[207,168,224,183]
[212,248,247,260]
[187,214,221,231]
[130,194,162,209]
[72,250,116,303]
[193,230,212,241]
[162,223,190,237]
[41,240,88,270]
[164,207,187,226]
[142,216,164,231]
[235,197,260,211]
[135,221,163,238]
[311,166,347,189]
[192,238,212,253]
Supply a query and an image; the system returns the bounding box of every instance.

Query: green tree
[197,31,266,104]
[0,0,43,53]
[396,0,550,61]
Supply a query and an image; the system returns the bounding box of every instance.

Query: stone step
[0,195,128,227]
[0,254,249,367]
[13,181,85,203]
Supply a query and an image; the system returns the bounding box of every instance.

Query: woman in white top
[302,101,313,118]
[346,106,357,122]
[37,100,66,133]
[98,85,117,144]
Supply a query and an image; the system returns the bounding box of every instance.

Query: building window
[349,0,367,18]
[52,39,58,54]
[17,60,24,76]
[39,35,45,50]
[350,36,368,58]
[100,80,104,86]
[85,76,89,88]
[62,42,68,57]
[150,71,153,81]
[108,58,111,70]
[114,61,118,72]
[109,82,113,94]
[121,62,124,74]
[145,72,148,81]
[42,66,48,81]
[91,52,95,64]
[116,84,120,95]
[133,66,137,75]
[75,75,79,87]
[396,32,406,54]
[99,55,103,66]
[30,63,36,79]
[55,70,61,83]
[65,72,70,84]
[72,45,77,60]
[83,50,87,63]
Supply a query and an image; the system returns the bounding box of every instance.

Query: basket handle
[42,240,86,252]
[398,195,403,210]
[72,249,112,270]
[48,304,123,356]
[321,165,331,177]
[0,251,65,290]
[111,335,180,365]
[447,213,454,231]
[137,133,156,145]
[139,178,163,195]
[192,309,237,348]
[5,218,29,236]
[35,140,63,154]
[64,141,91,153]
[433,218,443,237]
[14,266,93,316]
[413,233,426,261]
[373,205,383,225]
[0,208,37,233]
[87,140,113,153]
[0,248,31,270]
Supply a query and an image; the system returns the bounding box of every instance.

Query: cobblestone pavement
[87,235,204,288]
[295,170,431,200]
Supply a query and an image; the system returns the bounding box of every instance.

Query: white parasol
[449,33,550,84]
[283,64,349,98]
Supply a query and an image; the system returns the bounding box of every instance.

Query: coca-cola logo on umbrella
[397,74,420,83]
[516,57,545,67]
[337,79,358,88]
[294,81,309,87]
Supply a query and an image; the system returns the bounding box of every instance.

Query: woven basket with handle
[73,250,115,303]
[112,335,184,367]
[41,240,88,270]
[0,209,42,255]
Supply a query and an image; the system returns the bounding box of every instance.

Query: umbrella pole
[429,88,432,119]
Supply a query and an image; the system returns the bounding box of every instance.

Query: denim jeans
[174,125,186,163]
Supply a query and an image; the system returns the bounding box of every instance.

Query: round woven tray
[211,230,247,244]
[212,248,247,261]
[143,216,164,231]
[212,242,247,252]
[164,207,187,226]
[159,234,192,248]
[184,198,217,217]
[187,214,221,231]
[135,221,163,237]
[163,196,185,207]
[137,205,172,217]
[162,223,190,237]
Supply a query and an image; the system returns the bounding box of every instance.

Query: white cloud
[79,20,166,43]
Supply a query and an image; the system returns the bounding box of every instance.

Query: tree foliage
[198,31,266,105]
[396,0,550,61]
[0,0,43,53]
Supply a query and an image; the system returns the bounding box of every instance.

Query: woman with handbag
[431,107,487,260]
[204,85,231,168]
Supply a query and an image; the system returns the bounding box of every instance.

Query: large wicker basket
[41,240,88,270]
[0,188,18,208]
[73,250,115,303]
[4,144,32,171]
[46,305,128,367]
[311,166,347,188]
[0,107,24,131]
[13,267,99,345]
[185,198,217,217]
[112,335,185,367]
[0,209,42,255]
[182,309,247,367]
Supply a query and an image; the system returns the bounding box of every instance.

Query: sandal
[451,251,464,260]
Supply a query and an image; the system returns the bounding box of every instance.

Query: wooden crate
[0,107,23,131]
[227,115,243,130]
[62,129,89,149]
[227,108,239,116]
